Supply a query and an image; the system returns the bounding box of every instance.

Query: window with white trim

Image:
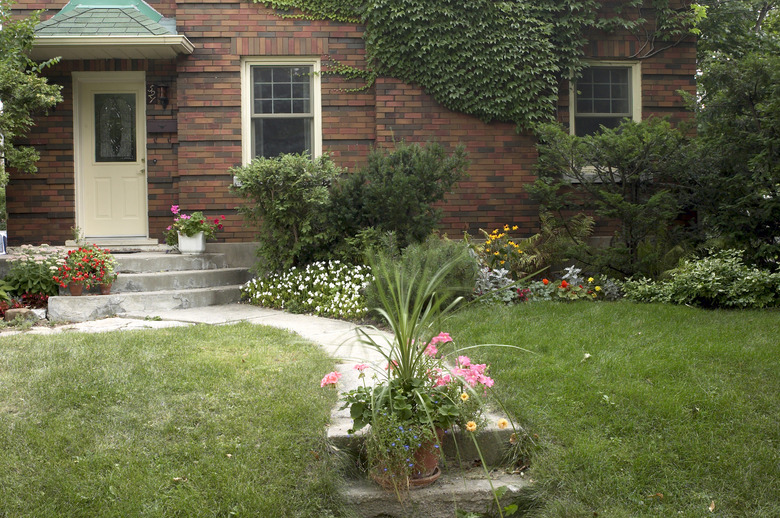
[241,58,321,162]
[570,62,641,137]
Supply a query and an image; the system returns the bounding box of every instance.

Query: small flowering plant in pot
[321,251,513,493]
[163,205,226,246]
[52,245,118,291]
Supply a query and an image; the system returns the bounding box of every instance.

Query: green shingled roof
[35,0,175,37]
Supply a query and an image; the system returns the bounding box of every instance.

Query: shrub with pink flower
[164,205,226,246]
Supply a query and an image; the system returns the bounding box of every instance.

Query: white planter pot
[177,231,206,254]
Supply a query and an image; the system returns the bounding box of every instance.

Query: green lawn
[446,302,780,517]
[0,323,346,518]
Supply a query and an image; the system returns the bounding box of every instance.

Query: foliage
[0,1,63,178]
[529,118,695,278]
[240,260,372,320]
[364,235,478,314]
[230,153,341,272]
[52,245,118,288]
[474,267,520,305]
[697,0,779,59]
[0,299,23,318]
[690,51,780,267]
[163,205,226,246]
[3,244,64,297]
[256,0,701,129]
[319,252,509,489]
[362,411,437,488]
[623,249,780,308]
[522,266,607,302]
[328,142,468,249]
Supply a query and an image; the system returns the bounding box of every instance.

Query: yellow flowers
[587,277,594,283]
[497,418,509,430]
[466,421,477,432]
[460,392,470,402]
[595,286,602,292]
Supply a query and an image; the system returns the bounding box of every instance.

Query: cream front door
[76,73,148,239]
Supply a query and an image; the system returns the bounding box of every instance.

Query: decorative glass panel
[94,93,136,162]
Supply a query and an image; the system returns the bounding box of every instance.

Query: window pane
[273,67,292,82]
[253,118,312,158]
[593,84,610,100]
[612,99,629,113]
[592,68,611,83]
[273,99,292,113]
[577,99,592,113]
[574,116,623,137]
[594,100,611,113]
[273,83,291,99]
[94,93,136,162]
[254,68,272,83]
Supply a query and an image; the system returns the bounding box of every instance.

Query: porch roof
[30,0,193,61]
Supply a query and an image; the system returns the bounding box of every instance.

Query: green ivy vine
[256,0,701,129]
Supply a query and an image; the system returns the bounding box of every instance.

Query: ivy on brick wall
[255,0,701,129]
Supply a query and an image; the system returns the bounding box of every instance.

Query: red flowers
[542,278,549,285]
[560,280,569,289]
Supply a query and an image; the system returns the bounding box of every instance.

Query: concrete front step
[47,285,244,322]
[114,252,229,273]
[343,467,529,518]
[114,268,252,292]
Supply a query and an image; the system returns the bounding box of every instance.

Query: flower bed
[241,261,372,320]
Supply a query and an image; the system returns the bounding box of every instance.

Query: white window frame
[240,57,322,165]
[569,60,642,136]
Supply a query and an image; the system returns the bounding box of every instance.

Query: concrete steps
[47,251,253,322]
[327,366,529,517]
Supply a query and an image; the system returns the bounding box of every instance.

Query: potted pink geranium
[164,205,226,254]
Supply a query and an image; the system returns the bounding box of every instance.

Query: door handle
[139,168,146,175]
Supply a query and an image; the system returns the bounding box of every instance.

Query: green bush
[328,142,468,249]
[623,249,780,308]
[528,118,695,278]
[364,236,478,314]
[3,244,64,297]
[230,153,342,272]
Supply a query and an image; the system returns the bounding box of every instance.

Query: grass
[0,323,348,517]
[445,301,780,518]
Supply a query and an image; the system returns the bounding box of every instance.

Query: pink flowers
[171,205,180,215]
[354,364,369,372]
[320,371,342,387]
[424,332,453,357]
[453,355,494,388]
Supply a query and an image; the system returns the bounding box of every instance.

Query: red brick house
[8,0,696,247]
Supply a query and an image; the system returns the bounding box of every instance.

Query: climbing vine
[256,0,701,129]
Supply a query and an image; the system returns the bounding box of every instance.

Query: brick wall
[7,0,696,245]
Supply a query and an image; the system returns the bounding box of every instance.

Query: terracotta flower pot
[370,428,445,490]
[68,282,84,296]
[99,283,112,295]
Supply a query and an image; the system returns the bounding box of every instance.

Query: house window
[571,62,641,137]
[241,58,321,162]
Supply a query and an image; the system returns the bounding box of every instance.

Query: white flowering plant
[4,244,65,297]
[241,261,372,320]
